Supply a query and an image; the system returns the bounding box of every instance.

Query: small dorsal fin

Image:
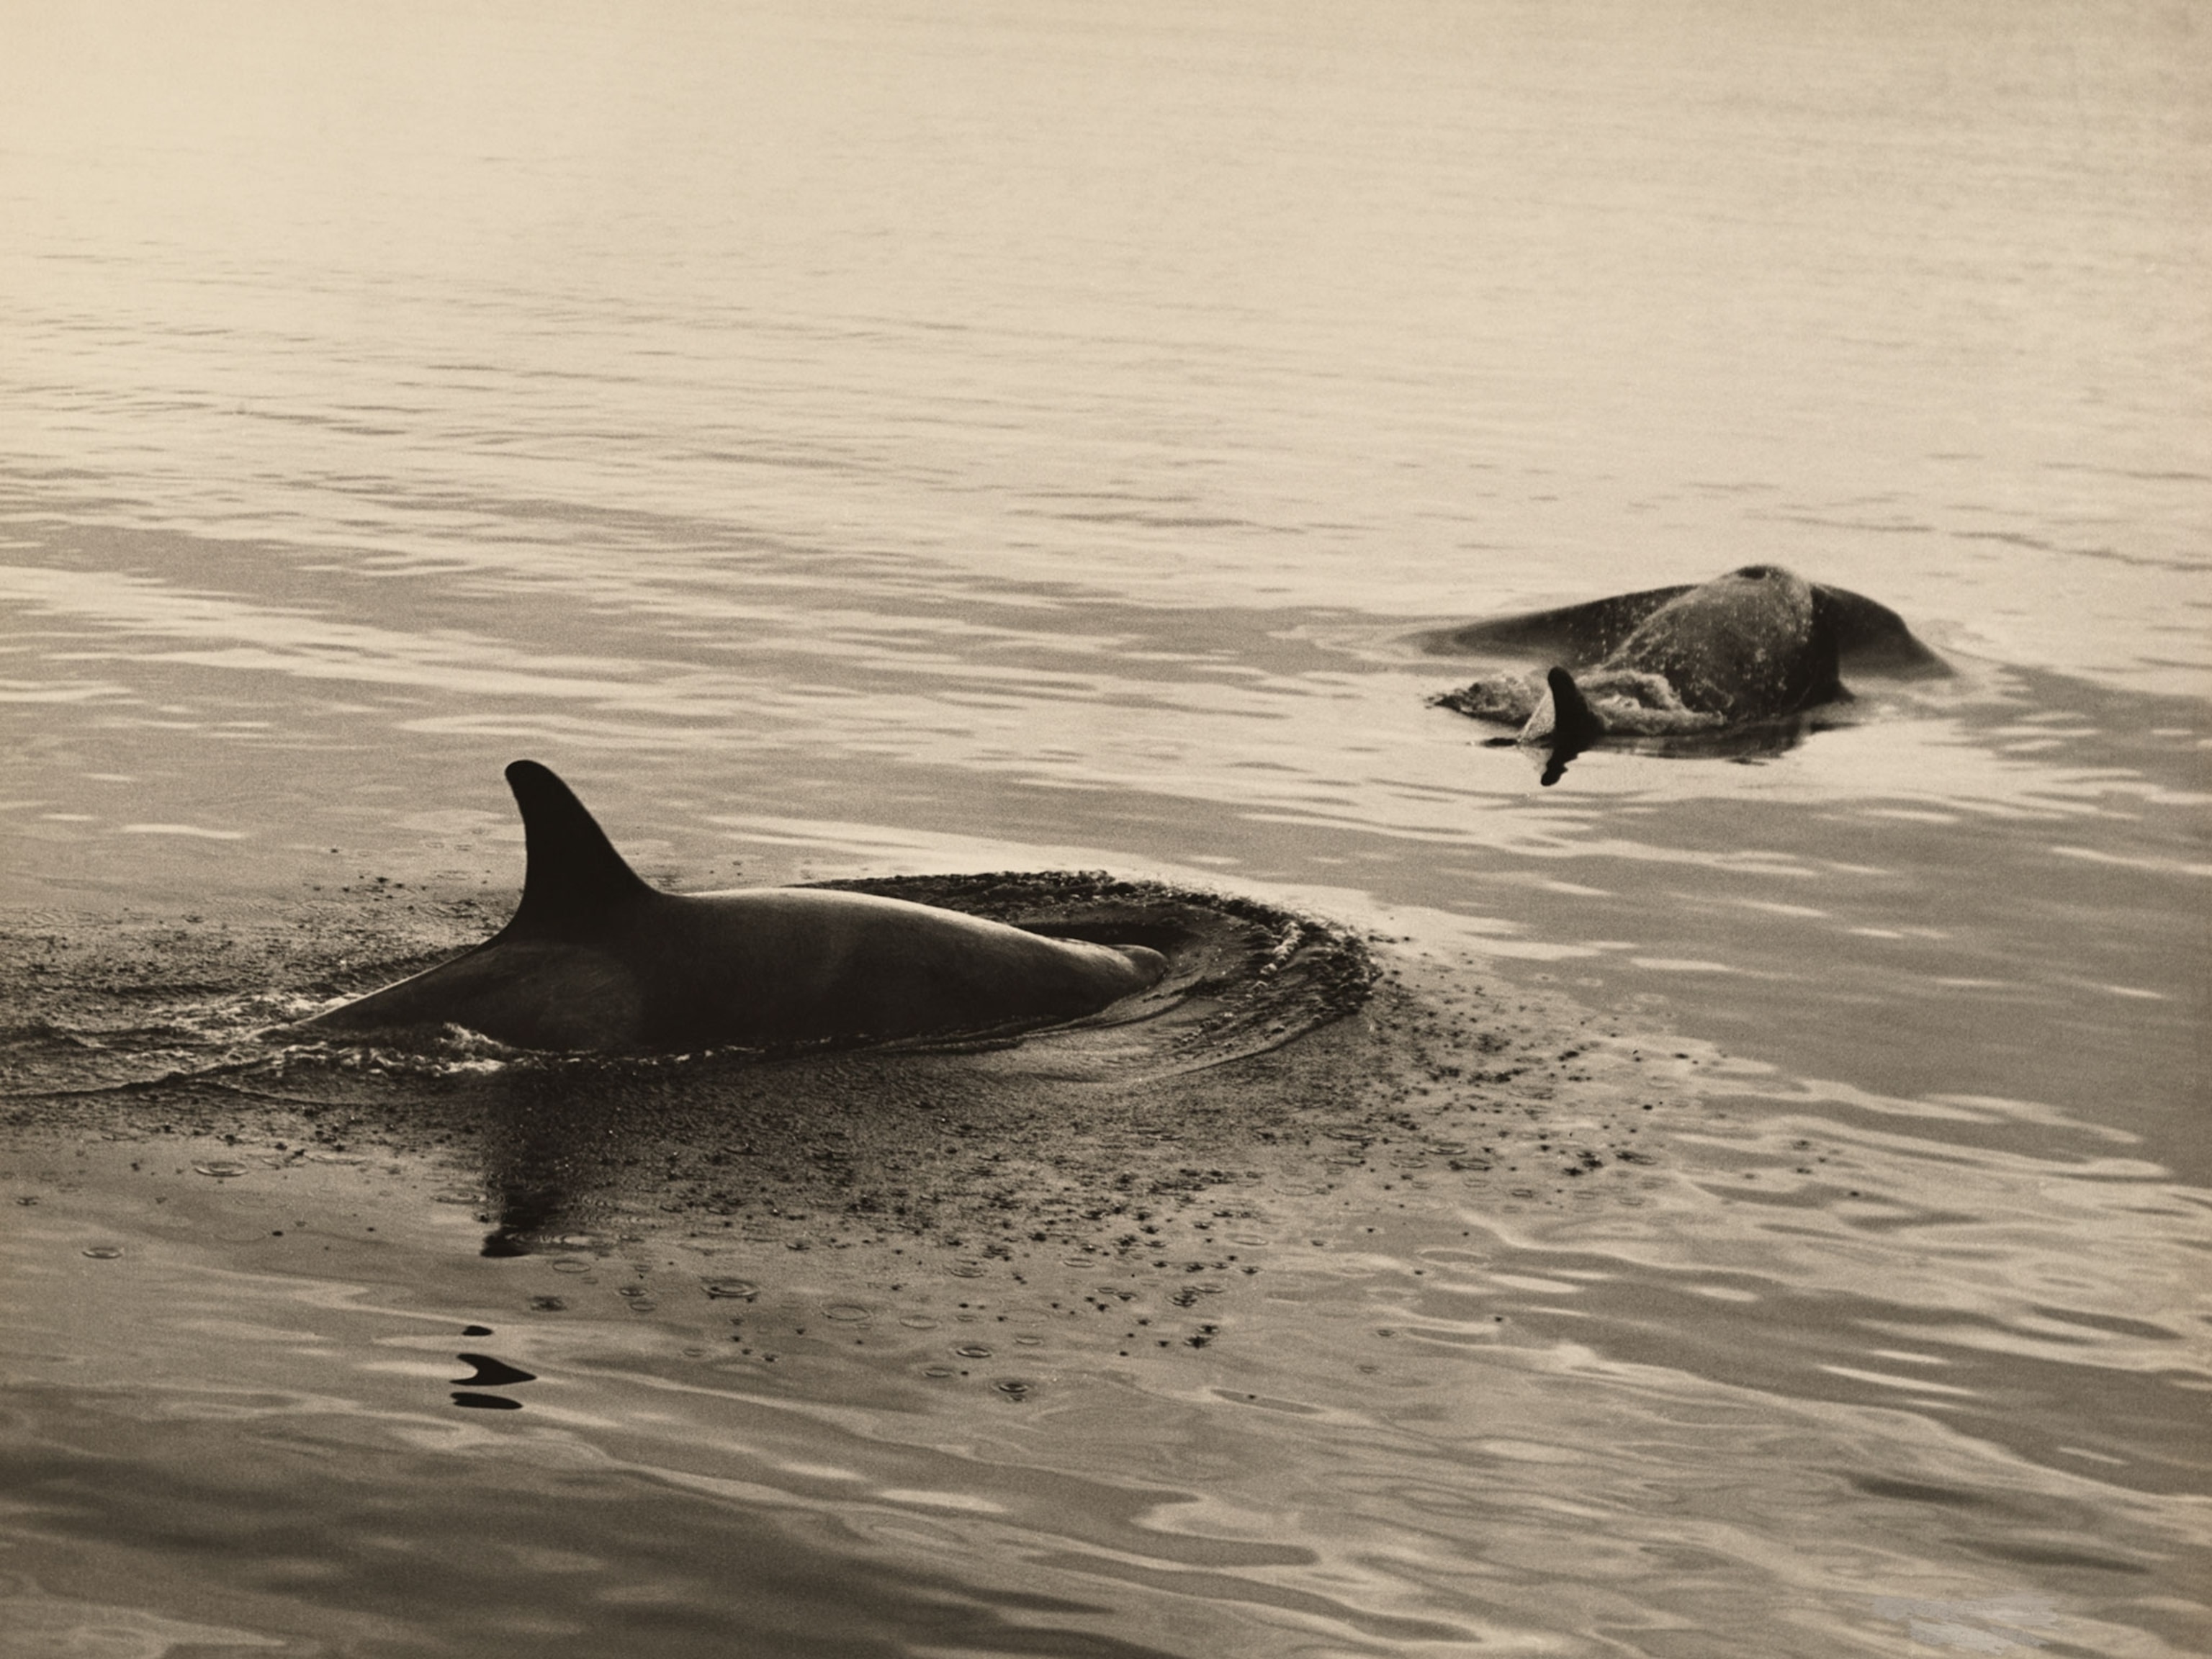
[498,760,654,935]
[1539,667,1605,787]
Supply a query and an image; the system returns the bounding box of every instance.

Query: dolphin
[1425,565,1943,782]
[297,761,1169,1053]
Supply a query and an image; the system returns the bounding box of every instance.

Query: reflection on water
[3,0,2208,1653]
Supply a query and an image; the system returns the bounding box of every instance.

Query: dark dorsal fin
[1539,667,1605,788]
[498,760,655,937]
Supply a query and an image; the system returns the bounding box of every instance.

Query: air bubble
[81,1245,123,1259]
[824,1304,870,1324]
[953,1342,993,1359]
[193,1161,247,1179]
[703,1277,760,1300]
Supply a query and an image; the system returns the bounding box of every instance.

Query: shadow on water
[446,874,1382,1257]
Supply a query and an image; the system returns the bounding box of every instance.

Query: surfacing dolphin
[1424,565,1943,783]
[298,761,1169,1053]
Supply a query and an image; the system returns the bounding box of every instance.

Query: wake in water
[0,869,1691,1264]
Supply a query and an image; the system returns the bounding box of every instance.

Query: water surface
[2,3,2207,1655]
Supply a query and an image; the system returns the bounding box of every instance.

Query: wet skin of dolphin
[1424,565,1944,782]
[297,761,1169,1053]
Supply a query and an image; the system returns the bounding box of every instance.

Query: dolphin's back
[298,762,1166,1053]
[617,888,1161,1051]
[1424,575,1944,678]
[1606,565,1837,719]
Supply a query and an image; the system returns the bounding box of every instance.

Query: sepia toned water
[2,3,2207,1655]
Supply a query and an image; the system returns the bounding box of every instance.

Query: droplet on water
[703,1278,760,1300]
[82,1245,123,1259]
[193,1161,247,1179]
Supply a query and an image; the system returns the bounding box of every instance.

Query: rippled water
[3,3,2207,1655]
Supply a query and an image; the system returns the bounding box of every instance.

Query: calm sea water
[3,4,2207,1655]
